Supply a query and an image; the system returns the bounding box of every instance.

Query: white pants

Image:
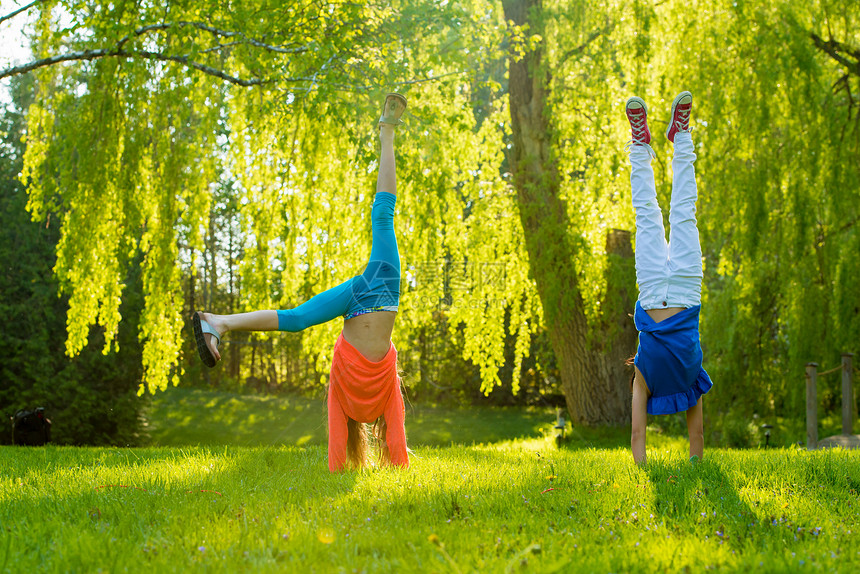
[630,132,703,310]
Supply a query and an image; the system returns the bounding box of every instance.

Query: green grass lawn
[145,386,585,448]
[145,386,840,451]
[2,389,858,572]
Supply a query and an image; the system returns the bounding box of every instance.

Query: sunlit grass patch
[146,386,563,448]
[2,439,858,572]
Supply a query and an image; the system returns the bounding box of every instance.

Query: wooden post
[843,353,855,435]
[806,363,818,450]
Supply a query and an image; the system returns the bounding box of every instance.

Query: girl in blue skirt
[624,91,713,465]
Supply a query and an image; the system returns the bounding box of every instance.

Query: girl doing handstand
[625,91,713,465]
[192,94,409,472]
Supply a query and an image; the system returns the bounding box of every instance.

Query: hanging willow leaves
[13,0,538,396]
[8,0,860,425]
[16,0,417,392]
[629,0,860,416]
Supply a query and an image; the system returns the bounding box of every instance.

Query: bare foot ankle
[200,312,226,361]
[201,312,227,336]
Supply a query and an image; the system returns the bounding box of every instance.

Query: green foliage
[638,0,860,419]
[0,76,145,446]
[15,0,545,398]
[8,0,860,425]
[1,441,859,571]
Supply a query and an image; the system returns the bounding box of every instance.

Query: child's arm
[631,370,648,465]
[686,396,704,460]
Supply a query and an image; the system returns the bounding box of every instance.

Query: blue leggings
[277,192,400,331]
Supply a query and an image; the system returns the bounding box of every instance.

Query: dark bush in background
[0,77,147,446]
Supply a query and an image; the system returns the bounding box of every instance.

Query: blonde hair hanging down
[344,375,406,469]
[346,418,369,469]
[374,417,391,466]
[345,417,394,469]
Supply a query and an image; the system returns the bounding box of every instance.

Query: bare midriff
[342,311,397,362]
[645,306,684,323]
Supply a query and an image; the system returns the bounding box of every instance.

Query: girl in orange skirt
[193,94,409,471]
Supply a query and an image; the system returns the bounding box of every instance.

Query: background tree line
[1,0,858,444]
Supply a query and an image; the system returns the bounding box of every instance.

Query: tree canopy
[5,0,859,424]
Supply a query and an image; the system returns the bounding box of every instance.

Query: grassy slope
[145,386,573,448]
[146,387,844,451]
[1,389,858,572]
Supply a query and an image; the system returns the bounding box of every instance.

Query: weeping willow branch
[811,33,860,78]
[0,0,40,26]
[390,70,468,86]
[0,19,308,83]
[200,41,243,55]
[557,19,613,66]
[114,21,309,55]
[0,16,461,92]
[0,48,275,86]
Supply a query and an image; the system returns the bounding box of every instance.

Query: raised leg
[196,310,278,363]
[630,147,669,305]
[355,122,400,310]
[666,131,703,305]
[276,278,354,331]
[196,278,354,364]
[368,124,399,267]
[377,123,396,197]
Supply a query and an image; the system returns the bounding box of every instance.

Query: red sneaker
[666,91,692,143]
[625,97,651,146]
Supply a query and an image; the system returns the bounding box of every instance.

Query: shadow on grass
[405,404,552,447]
[0,445,359,529]
[646,454,757,557]
[147,387,558,448]
[146,388,328,448]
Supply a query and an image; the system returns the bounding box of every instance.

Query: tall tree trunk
[502,0,635,425]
